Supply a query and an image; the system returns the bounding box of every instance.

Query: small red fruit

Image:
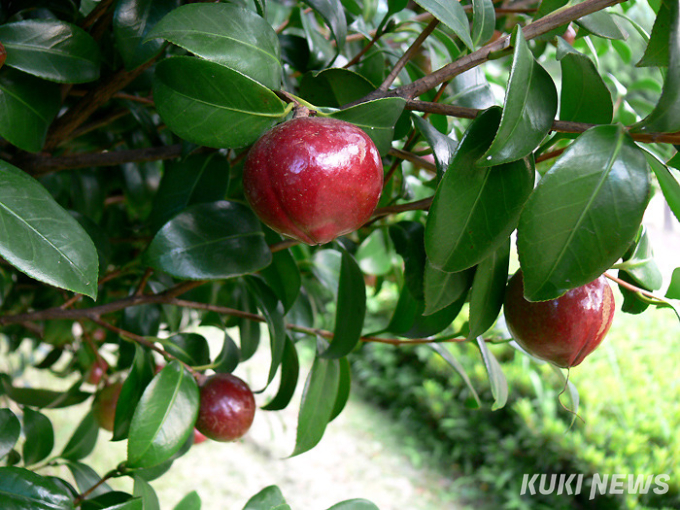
[92,381,123,431]
[195,373,255,442]
[243,117,383,245]
[193,429,208,445]
[86,357,109,385]
[0,43,6,69]
[503,271,615,368]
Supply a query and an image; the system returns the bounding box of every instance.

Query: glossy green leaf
[467,239,510,340]
[651,154,680,223]
[0,376,90,408]
[321,248,366,359]
[0,409,20,459]
[447,68,496,110]
[260,234,301,313]
[121,304,161,337]
[149,153,230,232]
[577,10,627,40]
[355,229,393,276]
[126,361,199,469]
[327,97,406,155]
[302,0,347,51]
[145,201,272,280]
[632,0,680,133]
[0,20,100,82]
[65,461,111,499]
[389,221,426,301]
[22,408,54,466]
[153,57,287,149]
[0,160,99,298]
[518,125,651,301]
[147,3,281,89]
[92,499,143,510]
[559,51,613,124]
[243,485,287,510]
[619,227,663,291]
[162,333,210,367]
[133,477,160,510]
[480,28,557,165]
[476,338,508,410]
[413,0,473,50]
[666,268,680,299]
[299,68,374,108]
[245,277,286,386]
[412,114,458,179]
[292,355,340,456]
[112,344,155,441]
[326,500,380,510]
[212,332,240,374]
[239,292,261,362]
[114,0,179,70]
[0,67,61,152]
[638,0,671,67]
[428,344,481,408]
[472,0,495,47]
[425,107,535,272]
[423,262,475,316]
[61,411,99,461]
[262,336,300,411]
[173,491,201,510]
[0,467,75,510]
[329,357,351,421]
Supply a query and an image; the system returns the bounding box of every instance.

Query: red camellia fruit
[243,117,383,245]
[195,373,256,442]
[503,270,615,368]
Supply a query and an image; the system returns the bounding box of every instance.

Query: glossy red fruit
[243,117,383,245]
[92,381,123,432]
[86,357,109,385]
[193,429,208,445]
[195,373,256,442]
[503,270,615,368]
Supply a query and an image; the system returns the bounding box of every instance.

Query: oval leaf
[60,411,99,461]
[423,262,474,316]
[22,408,54,466]
[173,491,201,510]
[1,376,91,409]
[0,467,74,510]
[517,125,651,301]
[472,0,495,47]
[65,461,112,499]
[559,51,613,124]
[261,336,299,411]
[153,56,287,149]
[145,201,272,280]
[112,345,155,441]
[0,409,21,459]
[162,333,210,367]
[126,361,199,469]
[302,0,347,51]
[413,0,473,50]
[243,485,287,510]
[299,68,375,108]
[326,500,380,510]
[0,160,99,298]
[480,27,557,166]
[0,20,100,83]
[147,3,281,89]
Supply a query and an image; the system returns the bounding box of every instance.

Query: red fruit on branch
[243,117,384,245]
[195,373,256,442]
[503,270,615,368]
[86,357,109,385]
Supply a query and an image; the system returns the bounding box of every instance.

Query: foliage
[0,0,679,507]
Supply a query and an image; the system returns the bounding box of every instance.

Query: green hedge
[352,306,679,510]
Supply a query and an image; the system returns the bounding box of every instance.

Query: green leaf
[632,0,680,133]
[428,344,481,408]
[262,336,299,411]
[559,51,613,124]
[292,355,340,456]
[0,409,21,459]
[355,229,394,276]
[472,0,495,47]
[326,500,380,510]
[173,491,201,510]
[149,152,230,232]
[22,408,54,466]
[467,239,510,340]
[480,28,557,165]
[260,234,301,313]
[0,67,61,152]
[65,461,112,499]
[666,268,680,299]
[243,485,287,510]
[327,97,406,155]
[423,262,474,316]
[153,56,287,149]
[113,0,179,70]
[412,114,458,179]
[126,361,199,469]
[211,331,240,374]
[329,357,351,421]
[145,201,272,280]
[637,0,671,67]
[321,248,366,359]
[0,376,91,409]
[577,10,627,40]
[389,221,427,300]
[0,20,100,82]
[90,499,143,510]
[112,344,155,441]
[60,411,99,461]
[245,277,286,387]
[425,107,535,272]
[302,0,347,51]
[147,3,281,89]
[162,333,211,367]
[299,68,375,108]
[651,154,680,224]
[518,125,651,301]
[447,68,496,110]
[0,467,75,510]
[133,477,160,510]
[0,160,99,298]
[413,0,473,50]
[618,227,663,291]
[476,338,508,410]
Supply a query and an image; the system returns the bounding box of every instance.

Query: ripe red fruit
[503,270,615,368]
[86,357,109,385]
[92,381,123,431]
[243,117,383,245]
[195,373,255,442]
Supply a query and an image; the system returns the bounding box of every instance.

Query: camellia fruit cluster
[503,270,615,368]
[243,116,384,245]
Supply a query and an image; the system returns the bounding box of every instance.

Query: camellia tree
[1,0,679,508]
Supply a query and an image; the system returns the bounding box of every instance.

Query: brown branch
[388,147,437,173]
[372,197,433,218]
